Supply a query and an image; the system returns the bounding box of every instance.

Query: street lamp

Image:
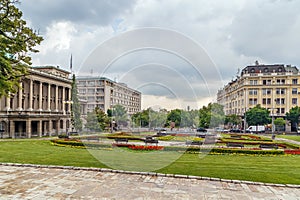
[269,107,276,140]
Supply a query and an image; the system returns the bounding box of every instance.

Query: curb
[1,162,300,188]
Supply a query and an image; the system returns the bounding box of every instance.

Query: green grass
[1,139,300,184]
[277,135,300,142]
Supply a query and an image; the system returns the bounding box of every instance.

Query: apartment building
[0,66,72,138]
[76,77,141,115]
[217,63,300,130]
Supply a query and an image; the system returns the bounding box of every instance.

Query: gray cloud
[229,0,300,65]
[19,0,137,31]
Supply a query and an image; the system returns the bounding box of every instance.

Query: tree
[167,109,181,127]
[85,111,100,131]
[0,0,43,97]
[274,117,285,131]
[225,114,241,127]
[131,109,149,127]
[286,106,300,131]
[245,105,270,126]
[112,104,128,127]
[85,107,109,131]
[71,74,82,131]
[199,103,225,128]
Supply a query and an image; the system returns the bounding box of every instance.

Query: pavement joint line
[1,162,300,188]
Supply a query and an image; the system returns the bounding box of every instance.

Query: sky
[18,0,300,110]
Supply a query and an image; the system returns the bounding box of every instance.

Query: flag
[70,54,73,70]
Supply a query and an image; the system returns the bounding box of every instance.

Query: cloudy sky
[18,0,300,110]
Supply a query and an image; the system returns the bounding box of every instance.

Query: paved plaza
[0,163,300,199]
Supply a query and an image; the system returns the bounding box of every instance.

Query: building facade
[0,66,72,138]
[76,77,141,115]
[217,63,300,130]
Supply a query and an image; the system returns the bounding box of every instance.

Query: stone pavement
[0,163,300,200]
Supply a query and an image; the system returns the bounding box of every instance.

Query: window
[292,98,297,105]
[249,98,257,105]
[292,79,298,84]
[249,80,258,85]
[78,89,86,94]
[249,89,258,95]
[276,88,285,95]
[276,79,285,85]
[292,88,298,95]
[87,89,94,94]
[263,79,272,85]
[281,108,285,114]
[262,98,271,105]
[275,98,285,105]
[87,96,94,101]
[87,81,95,86]
[262,88,271,95]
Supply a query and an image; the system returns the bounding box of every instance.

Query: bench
[114,138,128,143]
[186,141,203,145]
[144,137,158,144]
[226,143,244,148]
[230,135,241,139]
[259,144,278,149]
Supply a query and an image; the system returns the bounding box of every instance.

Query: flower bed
[284,149,300,155]
[112,143,163,151]
[129,145,164,151]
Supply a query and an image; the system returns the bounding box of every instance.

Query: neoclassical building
[217,63,300,131]
[0,66,72,138]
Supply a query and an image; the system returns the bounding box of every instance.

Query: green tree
[85,111,100,131]
[245,104,271,126]
[85,107,109,131]
[0,0,43,97]
[149,108,167,128]
[274,117,285,131]
[225,114,241,127]
[167,109,181,127]
[199,103,225,128]
[112,104,128,127]
[71,74,82,131]
[286,106,300,131]
[131,109,150,127]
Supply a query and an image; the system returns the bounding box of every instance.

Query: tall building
[76,77,141,115]
[0,66,72,138]
[217,63,300,130]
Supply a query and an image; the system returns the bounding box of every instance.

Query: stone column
[55,85,58,112]
[10,120,15,139]
[38,120,42,137]
[26,119,31,138]
[47,84,51,111]
[28,80,33,111]
[5,94,11,111]
[39,82,43,111]
[18,82,23,110]
[49,120,52,137]
[62,87,65,114]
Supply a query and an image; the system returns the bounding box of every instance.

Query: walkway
[0,163,299,200]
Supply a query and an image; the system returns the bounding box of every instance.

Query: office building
[76,77,141,115]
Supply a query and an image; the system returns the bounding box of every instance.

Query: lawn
[277,135,300,142]
[0,139,300,185]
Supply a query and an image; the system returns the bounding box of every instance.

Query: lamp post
[269,107,276,140]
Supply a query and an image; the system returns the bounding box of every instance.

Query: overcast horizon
[19,0,300,110]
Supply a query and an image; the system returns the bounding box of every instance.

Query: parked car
[246,125,265,133]
[196,127,207,132]
[230,129,243,133]
[215,127,229,133]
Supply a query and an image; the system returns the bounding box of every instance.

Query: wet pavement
[0,163,299,200]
